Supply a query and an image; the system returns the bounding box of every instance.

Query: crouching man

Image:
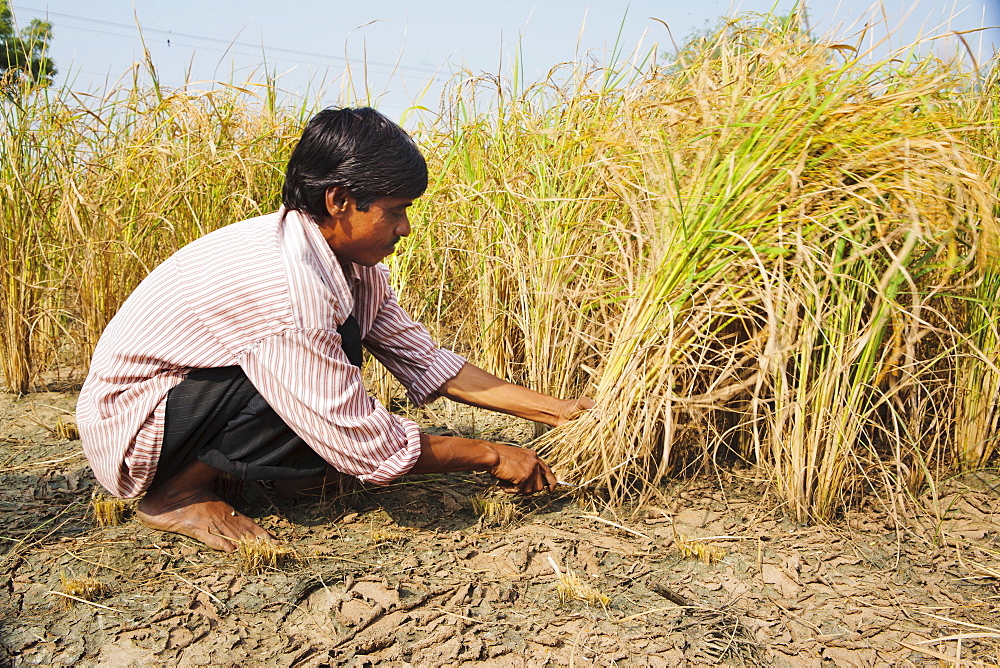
[77,107,591,552]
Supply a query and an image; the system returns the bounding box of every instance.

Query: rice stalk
[673,530,726,565]
[469,493,520,526]
[90,492,130,527]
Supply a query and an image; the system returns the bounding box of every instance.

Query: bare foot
[137,460,272,552]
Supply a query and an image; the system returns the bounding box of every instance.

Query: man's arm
[434,363,594,427]
[408,432,557,494]
[406,363,594,494]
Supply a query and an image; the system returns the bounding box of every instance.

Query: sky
[9,1,1000,121]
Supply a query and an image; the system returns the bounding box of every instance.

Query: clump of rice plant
[556,569,609,607]
[58,574,110,607]
[673,531,726,565]
[91,492,130,527]
[49,418,79,440]
[235,537,301,574]
[519,13,1000,522]
[470,494,520,526]
[547,557,608,607]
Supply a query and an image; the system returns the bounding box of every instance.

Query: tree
[1,0,55,90]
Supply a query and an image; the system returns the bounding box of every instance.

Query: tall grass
[0,70,303,392]
[2,13,998,521]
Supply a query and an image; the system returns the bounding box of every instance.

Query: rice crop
[0,69,303,393]
[2,11,998,522]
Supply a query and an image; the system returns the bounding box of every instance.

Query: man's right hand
[487,442,558,494]
[410,433,558,494]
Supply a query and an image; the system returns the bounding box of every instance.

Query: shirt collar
[284,208,358,321]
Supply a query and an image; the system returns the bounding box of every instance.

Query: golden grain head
[91,494,130,527]
[59,574,110,608]
[470,494,520,526]
[236,537,301,574]
[555,568,609,607]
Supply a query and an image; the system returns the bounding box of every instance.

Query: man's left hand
[552,396,596,427]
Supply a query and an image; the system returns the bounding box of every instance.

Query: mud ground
[1,386,999,666]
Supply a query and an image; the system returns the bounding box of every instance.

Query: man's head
[282,107,428,221]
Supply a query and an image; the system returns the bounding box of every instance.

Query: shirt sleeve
[239,328,422,485]
[362,280,466,405]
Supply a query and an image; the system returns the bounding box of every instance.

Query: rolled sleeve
[404,348,466,406]
[362,278,467,404]
[359,416,422,484]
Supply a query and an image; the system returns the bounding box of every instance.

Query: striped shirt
[77,209,466,498]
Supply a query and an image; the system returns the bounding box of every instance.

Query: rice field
[1,12,998,522]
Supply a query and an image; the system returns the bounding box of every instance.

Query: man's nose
[397,216,411,237]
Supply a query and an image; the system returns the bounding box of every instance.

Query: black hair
[282,107,428,219]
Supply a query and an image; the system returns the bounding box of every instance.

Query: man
[78,107,591,552]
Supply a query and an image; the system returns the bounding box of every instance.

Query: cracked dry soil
[2,387,1000,666]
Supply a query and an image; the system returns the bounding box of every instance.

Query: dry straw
[369,526,406,545]
[673,531,726,565]
[547,556,609,608]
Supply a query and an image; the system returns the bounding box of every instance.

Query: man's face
[319,188,413,267]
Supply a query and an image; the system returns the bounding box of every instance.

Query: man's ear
[325,186,351,217]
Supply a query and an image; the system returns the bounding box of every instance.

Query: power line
[11,4,448,79]
[38,21,421,83]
